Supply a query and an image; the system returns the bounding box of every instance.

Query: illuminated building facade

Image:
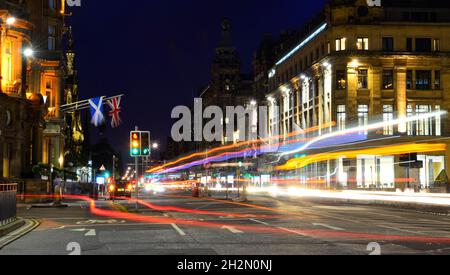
[0,0,70,180]
[27,0,66,170]
[265,0,450,190]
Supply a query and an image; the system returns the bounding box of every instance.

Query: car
[108,181,133,199]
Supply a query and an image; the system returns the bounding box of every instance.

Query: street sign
[99,165,106,171]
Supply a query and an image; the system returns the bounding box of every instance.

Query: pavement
[2,191,450,255]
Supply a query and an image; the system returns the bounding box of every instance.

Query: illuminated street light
[6,17,15,25]
[24,48,34,57]
[152,143,159,149]
[250,100,257,106]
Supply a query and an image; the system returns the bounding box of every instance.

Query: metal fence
[0,183,17,226]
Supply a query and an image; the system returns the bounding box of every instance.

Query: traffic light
[141,132,151,156]
[130,131,141,157]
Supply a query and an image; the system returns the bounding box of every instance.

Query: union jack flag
[107,96,122,128]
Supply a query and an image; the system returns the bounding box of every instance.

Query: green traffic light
[132,148,139,156]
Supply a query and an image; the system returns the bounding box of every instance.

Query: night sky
[67,0,327,162]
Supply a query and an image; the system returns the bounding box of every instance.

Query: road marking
[222,226,244,234]
[171,224,187,236]
[70,228,97,237]
[367,212,402,219]
[377,225,426,235]
[313,223,345,231]
[250,219,270,226]
[278,227,306,236]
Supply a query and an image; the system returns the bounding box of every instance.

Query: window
[336,70,347,90]
[337,105,346,131]
[416,105,432,136]
[382,37,394,52]
[382,70,394,90]
[383,105,394,135]
[358,69,368,89]
[415,38,432,52]
[357,37,369,51]
[49,0,56,10]
[358,105,369,134]
[407,70,413,89]
[327,42,331,54]
[407,105,441,136]
[46,79,55,108]
[48,25,56,50]
[336,38,346,51]
[415,70,432,90]
[406,38,413,52]
[3,40,13,84]
[433,39,440,52]
[435,70,441,90]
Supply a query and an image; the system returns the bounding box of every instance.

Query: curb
[0,219,40,250]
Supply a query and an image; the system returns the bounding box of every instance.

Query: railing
[0,183,17,226]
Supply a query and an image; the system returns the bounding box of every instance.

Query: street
[3,192,450,255]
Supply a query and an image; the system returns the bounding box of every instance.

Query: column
[395,64,407,134]
[347,66,358,124]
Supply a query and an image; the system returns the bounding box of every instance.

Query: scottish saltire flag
[107,96,122,128]
[89,97,105,127]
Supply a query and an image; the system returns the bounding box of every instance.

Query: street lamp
[152,143,159,149]
[24,48,34,58]
[6,17,15,25]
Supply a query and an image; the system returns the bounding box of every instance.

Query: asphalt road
[2,191,450,255]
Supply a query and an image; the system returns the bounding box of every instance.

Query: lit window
[415,70,432,90]
[358,105,369,134]
[383,105,394,136]
[335,38,346,51]
[433,39,440,52]
[435,70,441,90]
[336,70,347,90]
[382,70,394,90]
[357,69,368,89]
[337,105,346,131]
[357,37,369,51]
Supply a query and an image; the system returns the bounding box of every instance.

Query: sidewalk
[0,219,40,249]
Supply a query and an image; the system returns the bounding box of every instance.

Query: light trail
[155,132,365,174]
[21,194,450,244]
[247,187,450,207]
[278,110,446,159]
[277,143,446,170]
[148,122,335,173]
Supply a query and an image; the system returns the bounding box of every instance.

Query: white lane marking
[367,212,402,219]
[70,228,96,237]
[85,229,96,236]
[222,226,244,234]
[171,224,187,236]
[377,225,427,235]
[419,219,450,225]
[250,219,270,226]
[313,223,345,231]
[278,227,307,236]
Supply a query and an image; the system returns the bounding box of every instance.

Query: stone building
[264,0,450,190]
[0,0,70,180]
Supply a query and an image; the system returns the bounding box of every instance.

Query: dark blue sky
[67,0,327,161]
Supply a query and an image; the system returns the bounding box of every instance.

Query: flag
[89,97,104,127]
[107,96,122,128]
